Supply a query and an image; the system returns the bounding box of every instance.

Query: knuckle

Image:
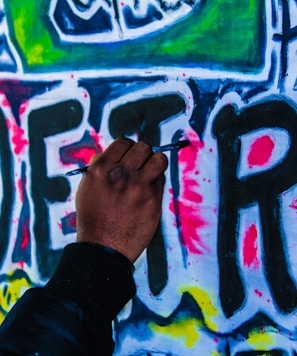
[136,141,152,154]
[107,165,129,185]
[90,155,107,170]
[117,136,135,146]
[153,152,168,169]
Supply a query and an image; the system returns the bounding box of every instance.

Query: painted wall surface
[0,0,297,354]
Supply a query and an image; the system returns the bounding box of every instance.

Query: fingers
[140,152,168,182]
[88,138,168,183]
[120,141,153,170]
[115,141,168,178]
[92,137,134,167]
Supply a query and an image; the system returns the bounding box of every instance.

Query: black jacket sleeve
[0,243,136,356]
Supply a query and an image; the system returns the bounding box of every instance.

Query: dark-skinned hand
[75,137,168,262]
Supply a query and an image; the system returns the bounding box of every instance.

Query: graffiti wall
[0,0,297,354]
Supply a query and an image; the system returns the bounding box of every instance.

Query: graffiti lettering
[109,93,186,295]
[28,100,83,278]
[274,0,297,88]
[50,0,200,42]
[213,100,297,317]
[3,0,297,353]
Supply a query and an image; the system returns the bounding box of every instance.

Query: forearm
[0,243,136,355]
[45,242,136,322]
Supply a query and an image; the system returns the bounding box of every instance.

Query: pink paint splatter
[17,178,24,203]
[289,198,297,211]
[20,220,30,250]
[65,211,77,229]
[70,147,99,165]
[18,261,25,269]
[61,130,104,166]
[6,120,28,155]
[169,131,209,255]
[19,101,28,116]
[243,224,260,269]
[89,129,104,151]
[254,289,263,297]
[247,135,274,168]
[1,97,10,107]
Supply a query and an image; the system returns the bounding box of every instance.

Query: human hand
[75,137,168,262]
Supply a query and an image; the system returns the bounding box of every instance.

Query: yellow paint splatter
[247,329,275,350]
[150,318,202,348]
[180,286,218,331]
[0,269,32,323]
